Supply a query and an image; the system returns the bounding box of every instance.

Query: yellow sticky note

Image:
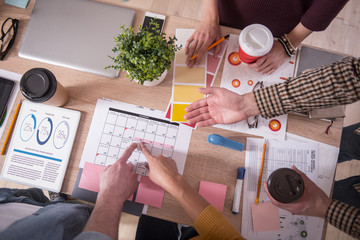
[171,103,188,122]
[173,85,203,103]
[174,66,206,84]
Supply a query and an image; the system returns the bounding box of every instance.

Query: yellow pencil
[255,139,267,204]
[190,34,229,60]
[1,100,22,155]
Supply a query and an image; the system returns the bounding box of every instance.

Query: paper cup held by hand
[238,24,273,64]
[20,68,69,106]
[267,168,304,203]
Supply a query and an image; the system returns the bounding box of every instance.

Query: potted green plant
[106,21,181,86]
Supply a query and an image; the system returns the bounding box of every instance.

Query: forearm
[202,0,219,23]
[254,57,360,118]
[286,23,312,48]
[82,191,124,240]
[326,200,360,239]
[166,174,209,222]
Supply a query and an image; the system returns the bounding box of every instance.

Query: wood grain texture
[1,0,358,238]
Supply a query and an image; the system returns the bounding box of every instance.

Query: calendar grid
[95,108,180,176]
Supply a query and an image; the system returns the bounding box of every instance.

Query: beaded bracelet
[278,34,296,57]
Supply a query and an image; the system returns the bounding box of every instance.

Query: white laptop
[18,0,135,78]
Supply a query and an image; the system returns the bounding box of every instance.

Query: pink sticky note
[207,54,221,74]
[206,73,214,87]
[135,176,165,208]
[199,181,227,212]
[251,202,280,232]
[79,162,106,192]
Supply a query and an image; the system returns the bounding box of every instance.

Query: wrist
[98,189,126,210]
[243,92,261,118]
[318,196,332,218]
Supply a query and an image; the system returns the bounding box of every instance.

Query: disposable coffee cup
[20,68,69,106]
[267,168,304,203]
[238,24,273,64]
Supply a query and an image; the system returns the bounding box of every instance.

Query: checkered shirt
[326,200,360,239]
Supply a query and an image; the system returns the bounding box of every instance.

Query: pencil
[1,100,22,155]
[190,34,229,60]
[255,139,267,204]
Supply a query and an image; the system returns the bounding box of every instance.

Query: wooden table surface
[0,0,343,231]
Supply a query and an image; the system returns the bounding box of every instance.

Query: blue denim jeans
[0,188,91,240]
[333,122,360,208]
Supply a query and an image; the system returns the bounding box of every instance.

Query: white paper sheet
[79,99,193,176]
[0,69,20,139]
[1,101,81,192]
[217,34,297,140]
[242,137,321,240]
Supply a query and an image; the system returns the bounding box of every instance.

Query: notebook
[18,0,135,78]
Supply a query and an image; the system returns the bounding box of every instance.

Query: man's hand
[184,87,260,127]
[99,143,139,203]
[265,166,331,218]
[248,40,289,75]
[140,143,180,192]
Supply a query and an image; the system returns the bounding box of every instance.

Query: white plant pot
[130,70,168,87]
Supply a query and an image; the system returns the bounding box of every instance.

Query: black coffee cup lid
[20,68,57,102]
[267,168,304,203]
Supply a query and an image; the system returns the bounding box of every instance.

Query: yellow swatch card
[174,66,206,84]
[171,103,189,122]
[173,85,204,103]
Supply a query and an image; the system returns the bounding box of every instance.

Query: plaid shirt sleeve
[253,57,360,118]
[326,200,360,239]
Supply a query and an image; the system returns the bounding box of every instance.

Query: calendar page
[79,99,192,176]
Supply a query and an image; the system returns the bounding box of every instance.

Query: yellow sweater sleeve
[192,205,245,240]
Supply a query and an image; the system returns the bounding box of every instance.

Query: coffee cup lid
[267,168,304,203]
[239,24,273,57]
[20,68,57,103]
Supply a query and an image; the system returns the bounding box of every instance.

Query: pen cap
[267,168,304,203]
[20,68,69,106]
[237,167,246,179]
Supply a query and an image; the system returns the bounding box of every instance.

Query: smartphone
[142,12,166,34]
[0,77,15,125]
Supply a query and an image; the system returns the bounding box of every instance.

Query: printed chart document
[78,99,193,209]
[218,34,297,140]
[242,137,320,240]
[1,101,80,192]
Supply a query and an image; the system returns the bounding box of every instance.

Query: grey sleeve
[73,231,113,240]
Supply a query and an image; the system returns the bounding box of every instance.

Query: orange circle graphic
[228,52,241,66]
[232,79,241,88]
[269,119,281,132]
[248,80,253,86]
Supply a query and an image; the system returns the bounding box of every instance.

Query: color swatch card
[78,99,192,208]
[1,101,81,192]
[218,34,297,140]
[170,29,228,123]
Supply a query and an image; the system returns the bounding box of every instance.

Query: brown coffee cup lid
[20,68,57,103]
[267,168,304,203]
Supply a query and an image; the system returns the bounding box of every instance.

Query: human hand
[185,18,221,67]
[99,143,139,203]
[140,143,180,192]
[184,87,260,127]
[248,40,289,75]
[264,166,331,218]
